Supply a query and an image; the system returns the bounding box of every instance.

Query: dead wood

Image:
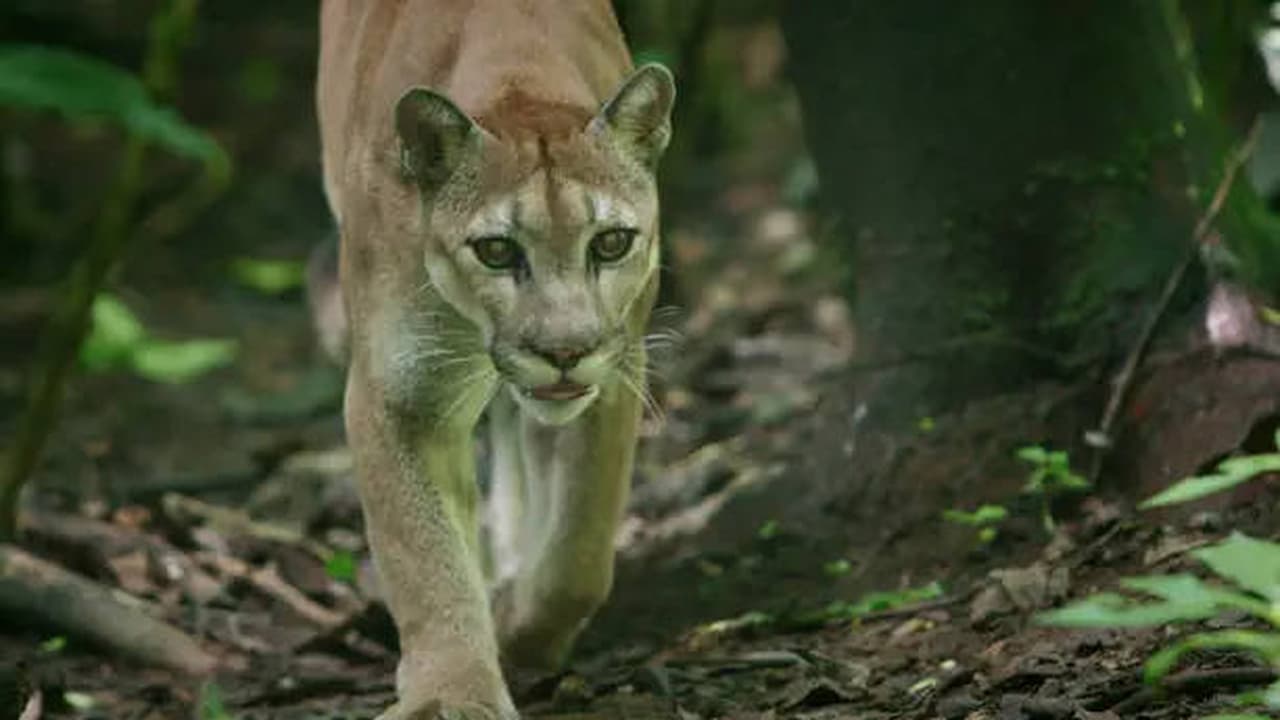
[0,544,220,676]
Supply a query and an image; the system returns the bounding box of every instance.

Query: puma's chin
[509,383,600,425]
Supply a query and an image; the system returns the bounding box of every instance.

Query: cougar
[315,1,674,716]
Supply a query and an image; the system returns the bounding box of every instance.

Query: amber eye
[590,228,638,264]
[470,236,523,271]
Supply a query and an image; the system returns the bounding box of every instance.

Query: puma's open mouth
[527,382,592,401]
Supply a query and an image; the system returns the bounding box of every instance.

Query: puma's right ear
[395,87,480,188]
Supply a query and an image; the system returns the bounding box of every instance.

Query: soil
[4,5,1280,720]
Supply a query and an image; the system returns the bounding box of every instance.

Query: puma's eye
[590,228,638,264]
[470,236,523,270]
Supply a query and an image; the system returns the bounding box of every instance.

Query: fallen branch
[0,544,219,675]
[1085,119,1262,480]
[162,493,332,562]
[195,552,345,629]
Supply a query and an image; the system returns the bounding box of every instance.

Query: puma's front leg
[493,382,641,670]
[346,366,516,719]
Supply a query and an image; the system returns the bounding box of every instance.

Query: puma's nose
[533,345,593,371]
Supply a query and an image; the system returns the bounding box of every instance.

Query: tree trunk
[783,0,1276,426]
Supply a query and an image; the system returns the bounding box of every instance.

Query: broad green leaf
[1123,574,1269,616]
[1141,473,1263,509]
[1144,630,1280,685]
[81,294,146,370]
[130,338,237,383]
[230,257,306,295]
[1036,574,1263,628]
[0,45,222,164]
[1193,534,1280,603]
[1218,455,1280,478]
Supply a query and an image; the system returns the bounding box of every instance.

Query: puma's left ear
[395,87,480,189]
[592,63,676,169]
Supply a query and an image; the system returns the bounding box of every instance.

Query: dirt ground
[5,6,1280,720]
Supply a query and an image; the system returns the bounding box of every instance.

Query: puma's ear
[593,63,676,169]
[395,87,480,188]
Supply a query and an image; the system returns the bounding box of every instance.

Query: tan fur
[317,2,673,717]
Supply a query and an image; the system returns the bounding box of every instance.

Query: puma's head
[394,65,674,426]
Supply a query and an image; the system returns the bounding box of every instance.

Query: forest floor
[4,159,1280,720]
[5,8,1280,716]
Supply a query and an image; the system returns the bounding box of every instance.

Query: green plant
[1017,445,1090,534]
[1039,533,1280,717]
[229,257,307,295]
[324,550,358,584]
[0,0,227,540]
[1141,429,1280,509]
[81,294,237,383]
[798,581,945,627]
[197,681,237,720]
[943,503,1008,544]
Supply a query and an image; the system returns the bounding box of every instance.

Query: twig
[1107,666,1276,715]
[195,551,345,628]
[162,493,332,562]
[0,544,219,675]
[1085,118,1262,480]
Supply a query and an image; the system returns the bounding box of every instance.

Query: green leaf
[63,691,95,710]
[1036,574,1264,628]
[823,559,852,577]
[39,635,67,653]
[325,550,357,583]
[1144,630,1280,685]
[757,520,779,540]
[81,294,146,370]
[197,682,236,720]
[835,581,945,620]
[0,45,223,164]
[1016,445,1048,464]
[230,257,307,295]
[1141,473,1264,509]
[1193,533,1280,603]
[1202,714,1274,720]
[943,504,1009,527]
[130,338,237,383]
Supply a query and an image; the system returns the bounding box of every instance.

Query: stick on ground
[0,544,220,676]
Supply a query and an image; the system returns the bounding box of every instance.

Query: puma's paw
[375,699,517,720]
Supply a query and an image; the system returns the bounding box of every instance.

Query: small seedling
[324,550,357,584]
[1039,533,1280,716]
[38,635,67,654]
[804,581,945,626]
[824,559,853,577]
[943,504,1008,544]
[1016,445,1090,534]
[757,519,780,541]
[197,681,236,720]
